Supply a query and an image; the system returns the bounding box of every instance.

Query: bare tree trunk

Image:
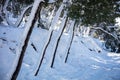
[65,20,76,63]
[11,1,43,80]
[51,16,68,68]
[34,1,65,76]
[34,30,54,76]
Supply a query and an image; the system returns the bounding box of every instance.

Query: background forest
[0,0,120,53]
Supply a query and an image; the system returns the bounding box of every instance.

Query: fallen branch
[31,42,38,52]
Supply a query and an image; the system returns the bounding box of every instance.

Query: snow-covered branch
[91,27,120,43]
[15,4,33,27]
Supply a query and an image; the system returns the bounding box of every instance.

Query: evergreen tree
[67,0,120,53]
[68,0,120,26]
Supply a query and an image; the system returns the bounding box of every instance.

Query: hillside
[0,25,120,80]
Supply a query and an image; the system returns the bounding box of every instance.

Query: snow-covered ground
[0,25,120,80]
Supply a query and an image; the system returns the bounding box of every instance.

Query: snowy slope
[0,25,22,80]
[0,25,120,80]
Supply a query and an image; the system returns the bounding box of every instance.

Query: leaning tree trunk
[50,12,68,68]
[10,0,44,80]
[34,0,66,76]
[65,20,76,63]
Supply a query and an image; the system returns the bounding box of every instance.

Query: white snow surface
[0,25,120,80]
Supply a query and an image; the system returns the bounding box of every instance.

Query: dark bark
[65,21,76,63]
[11,2,43,80]
[0,38,7,41]
[35,2,64,75]
[0,0,7,23]
[0,0,5,10]
[50,16,68,68]
[35,30,54,76]
[31,42,37,52]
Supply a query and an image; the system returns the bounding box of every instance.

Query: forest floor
[0,25,120,80]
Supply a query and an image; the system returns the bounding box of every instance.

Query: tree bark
[11,1,43,80]
[34,1,65,76]
[51,16,68,68]
[65,20,76,63]
[0,0,5,11]
[34,30,54,76]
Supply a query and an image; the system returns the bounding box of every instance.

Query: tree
[68,0,120,26]
[67,0,120,53]
[64,20,76,63]
[35,0,67,75]
[11,0,44,80]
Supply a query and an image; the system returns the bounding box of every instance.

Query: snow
[116,18,120,26]
[0,1,120,78]
[15,4,33,27]
[45,13,67,67]
[49,2,64,30]
[63,20,75,62]
[10,0,44,79]
[0,26,22,80]
[0,24,120,80]
[48,0,56,3]
[33,2,67,73]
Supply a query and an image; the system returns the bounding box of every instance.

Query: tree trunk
[51,14,68,68]
[34,0,66,75]
[34,30,54,76]
[11,0,43,80]
[65,20,76,63]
